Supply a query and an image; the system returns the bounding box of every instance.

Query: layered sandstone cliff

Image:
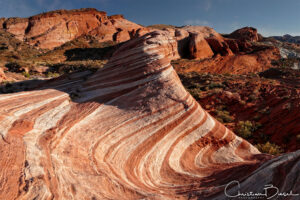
[1,8,146,49]
[0,31,299,200]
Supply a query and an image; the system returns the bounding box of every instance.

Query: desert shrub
[215,109,234,123]
[188,88,202,100]
[5,62,22,72]
[235,120,261,139]
[272,58,300,68]
[255,142,283,155]
[208,82,224,89]
[22,71,30,78]
[46,72,60,78]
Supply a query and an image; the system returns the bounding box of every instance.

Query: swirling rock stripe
[0,31,299,200]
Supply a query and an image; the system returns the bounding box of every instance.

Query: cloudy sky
[0,0,300,36]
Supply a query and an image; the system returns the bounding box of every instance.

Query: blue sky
[0,0,300,36]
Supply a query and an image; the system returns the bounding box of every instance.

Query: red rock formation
[0,31,299,200]
[206,36,234,56]
[172,26,281,74]
[228,27,260,42]
[2,8,147,49]
[0,18,5,28]
[225,38,240,53]
[174,46,281,74]
[182,25,223,40]
[175,26,220,59]
[0,67,6,81]
[189,33,214,59]
[113,30,131,42]
[2,17,28,40]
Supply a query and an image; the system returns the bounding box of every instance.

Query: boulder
[189,33,214,59]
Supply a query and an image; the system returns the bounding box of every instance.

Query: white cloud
[184,19,210,26]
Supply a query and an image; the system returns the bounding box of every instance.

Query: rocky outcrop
[0,31,299,200]
[2,8,147,49]
[224,38,239,53]
[89,16,147,43]
[2,17,29,40]
[175,26,222,59]
[172,26,281,74]
[0,67,6,81]
[174,45,281,74]
[189,33,214,59]
[206,36,234,56]
[228,27,260,42]
[0,18,5,28]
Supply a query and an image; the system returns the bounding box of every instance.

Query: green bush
[215,110,234,123]
[255,142,283,155]
[22,71,30,78]
[46,72,60,78]
[208,82,224,89]
[235,120,261,139]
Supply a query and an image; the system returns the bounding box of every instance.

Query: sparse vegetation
[46,72,60,78]
[235,120,262,139]
[255,142,283,155]
[22,71,31,78]
[147,24,176,30]
[214,106,234,123]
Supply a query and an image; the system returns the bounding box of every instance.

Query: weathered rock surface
[174,46,281,74]
[206,36,234,56]
[0,17,5,28]
[0,67,6,81]
[175,26,221,59]
[173,26,281,74]
[1,9,146,49]
[2,17,29,41]
[0,31,299,200]
[228,27,260,42]
[189,33,214,59]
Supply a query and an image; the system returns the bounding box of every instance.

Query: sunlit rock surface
[0,31,299,200]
